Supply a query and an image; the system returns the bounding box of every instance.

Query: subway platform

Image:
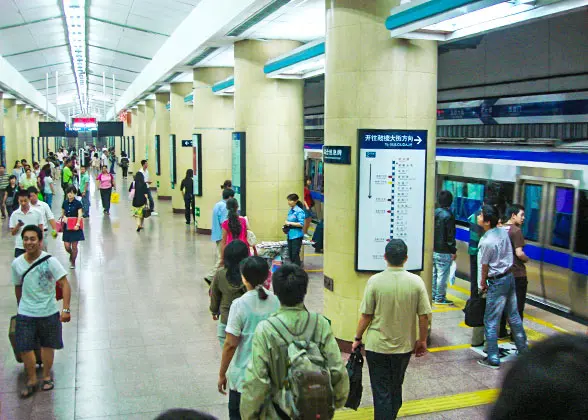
[0,176,584,420]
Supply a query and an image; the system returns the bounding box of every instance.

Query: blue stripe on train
[436,148,588,165]
[456,227,588,275]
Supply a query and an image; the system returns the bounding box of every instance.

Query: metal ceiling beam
[3,44,69,58]
[0,16,62,31]
[20,62,71,72]
[88,61,140,73]
[88,44,151,60]
[89,17,170,37]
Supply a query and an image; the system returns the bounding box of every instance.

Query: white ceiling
[0,0,327,119]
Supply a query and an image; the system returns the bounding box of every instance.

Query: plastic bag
[449,261,457,286]
[111,191,120,204]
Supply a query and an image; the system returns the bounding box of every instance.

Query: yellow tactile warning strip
[305,268,324,272]
[334,389,500,419]
[428,344,472,352]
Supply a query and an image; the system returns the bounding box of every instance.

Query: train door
[516,176,580,313]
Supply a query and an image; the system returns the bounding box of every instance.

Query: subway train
[304,139,588,321]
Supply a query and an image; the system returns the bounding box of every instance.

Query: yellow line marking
[305,269,323,273]
[428,344,472,352]
[433,306,463,313]
[448,285,569,334]
[305,253,323,257]
[334,389,499,419]
[524,314,569,334]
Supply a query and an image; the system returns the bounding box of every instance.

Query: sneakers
[477,358,500,369]
[434,298,454,305]
[151,211,159,216]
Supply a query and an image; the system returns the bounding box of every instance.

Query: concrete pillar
[131,108,138,167]
[4,99,17,166]
[323,0,437,342]
[0,94,4,138]
[234,39,304,240]
[193,67,234,233]
[15,104,27,162]
[154,92,171,200]
[136,103,146,167]
[169,82,193,212]
[145,99,156,166]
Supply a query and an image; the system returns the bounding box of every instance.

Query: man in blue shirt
[205,188,235,285]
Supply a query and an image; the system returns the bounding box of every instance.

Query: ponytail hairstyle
[287,193,304,210]
[221,179,232,190]
[240,256,270,300]
[226,198,242,238]
[224,240,250,287]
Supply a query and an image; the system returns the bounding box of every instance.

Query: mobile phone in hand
[18,219,24,225]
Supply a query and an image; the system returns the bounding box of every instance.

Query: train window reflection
[442,179,485,222]
[522,184,542,242]
[551,187,574,249]
[575,190,588,255]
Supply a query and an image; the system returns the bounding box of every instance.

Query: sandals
[42,379,55,391]
[20,383,37,399]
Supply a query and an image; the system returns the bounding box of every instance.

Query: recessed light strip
[63,0,87,113]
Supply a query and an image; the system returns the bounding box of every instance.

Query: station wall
[438,10,588,101]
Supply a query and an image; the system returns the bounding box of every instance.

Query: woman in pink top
[96,165,116,215]
[220,198,250,262]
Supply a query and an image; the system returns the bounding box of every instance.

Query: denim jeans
[229,390,242,420]
[484,273,528,365]
[217,321,226,349]
[146,188,155,211]
[81,192,90,217]
[44,193,53,209]
[366,351,412,420]
[432,252,452,301]
[287,237,303,266]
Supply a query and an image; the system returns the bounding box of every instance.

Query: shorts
[304,209,312,219]
[15,313,63,352]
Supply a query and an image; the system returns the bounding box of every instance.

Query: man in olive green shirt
[352,239,432,420]
[240,264,349,419]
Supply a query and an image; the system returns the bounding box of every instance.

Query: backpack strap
[268,312,319,345]
[21,255,52,285]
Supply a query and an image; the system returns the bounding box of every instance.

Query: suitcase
[9,316,42,365]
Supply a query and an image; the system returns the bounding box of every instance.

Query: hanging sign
[356,129,428,272]
[323,146,351,164]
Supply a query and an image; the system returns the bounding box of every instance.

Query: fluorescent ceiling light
[63,0,87,113]
[389,0,587,42]
[423,1,534,32]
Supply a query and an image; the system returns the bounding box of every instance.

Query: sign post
[232,132,246,216]
[356,129,428,272]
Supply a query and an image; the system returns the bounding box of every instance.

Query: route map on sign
[356,129,428,272]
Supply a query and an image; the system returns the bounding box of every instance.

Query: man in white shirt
[139,160,157,215]
[9,190,43,258]
[28,187,57,249]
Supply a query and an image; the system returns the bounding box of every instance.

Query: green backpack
[269,313,335,420]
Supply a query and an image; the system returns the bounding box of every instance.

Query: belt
[489,271,510,280]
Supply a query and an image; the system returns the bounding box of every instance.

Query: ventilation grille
[226,0,291,37]
[163,72,182,83]
[186,47,220,66]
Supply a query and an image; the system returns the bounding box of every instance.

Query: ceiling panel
[19,5,61,22]
[23,63,74,82]
[88,72,131,85]
[88,62,139,81]
[116,33,167,58]
[0,27,37,55]
[0,1,23,28]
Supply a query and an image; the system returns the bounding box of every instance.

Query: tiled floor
[0,174,584,420]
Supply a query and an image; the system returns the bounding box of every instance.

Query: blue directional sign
[356,129,428,272]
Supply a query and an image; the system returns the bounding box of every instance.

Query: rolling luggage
[9,316,42,365]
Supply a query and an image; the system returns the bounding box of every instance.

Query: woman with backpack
[210,240,250,349]
[217,256,280,420]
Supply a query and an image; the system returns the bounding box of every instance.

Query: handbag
[142,205,152,218]
[345,347,364,410]
[55,220,64,233]
[247,230,258,246]
[282,225,291,234]
[463,296,486,327]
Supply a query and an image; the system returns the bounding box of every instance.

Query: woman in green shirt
[210,240,249,348]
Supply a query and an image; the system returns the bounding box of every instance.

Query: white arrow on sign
[415,136,422,145]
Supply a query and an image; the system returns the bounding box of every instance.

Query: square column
[170,82,194,212]
[193,67,234,233]
[234,39,304,240]
[323,0,437,342]
[155,93,171,199]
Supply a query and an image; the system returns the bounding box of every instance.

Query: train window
[551,187,575,249]
[442,179,485,222]
[575,190,588,255]
[522,184,542,242]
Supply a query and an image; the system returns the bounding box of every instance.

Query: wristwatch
[62,308,71,313]
[354,336,362,342]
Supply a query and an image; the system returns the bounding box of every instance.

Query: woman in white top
[43,167,55,208]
